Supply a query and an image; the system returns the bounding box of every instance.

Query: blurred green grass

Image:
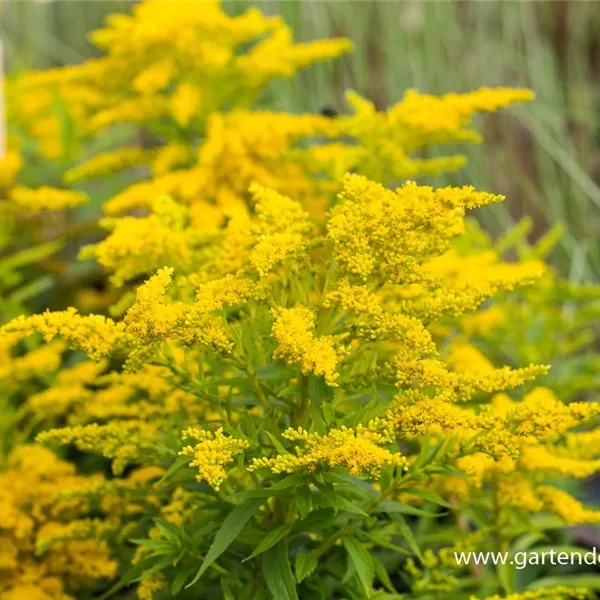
[2,1,599,282]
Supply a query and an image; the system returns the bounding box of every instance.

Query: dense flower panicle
[489,474,542,514]
[64,147,153,183]
[393,352,548,401]
[137,574,167,600]
[0,308,128,361]
[495,387,600,441]
[7,185,88,214]
[124,267,181,343]
[99,111,340,219]
[388,392,490,436]
[0,148,24,189]
[324,278,437,355]
[180,428,250,490]
[250,231,307,277]
[2,0,597,594]
[337,88,534,182]
[460,305,506,336]
[328,174,503,284]
[124,267,233,354]
[24,385,93,420]
[473,588,588,600]
[538,486,600,525]
[249,183,311,233]
[0,446,116,599]
[397,251,545,321]
[271,306,341,386]
[562,428,600,459]
[248,183,314,275]
[250,425,408,479]
[36,421,155,475]
[0,337,64,388]
[11,0,350,167]
[519,445,600,479]
[80,196,199,286]
[195,275,263,313]
[445,341,495,374]
[392,88,534,146]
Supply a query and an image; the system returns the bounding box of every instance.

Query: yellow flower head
[180,427,250,490]
[251,425,408,479]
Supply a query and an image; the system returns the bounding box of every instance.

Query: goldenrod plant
[0,2,599,600]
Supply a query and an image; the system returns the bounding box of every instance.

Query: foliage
[0,2,599,600]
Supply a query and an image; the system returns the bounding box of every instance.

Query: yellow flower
[0,446,116,599]
[519,444,600,479]
[250,425,408,479]
[538,486,600,525]
[80,196,197,286]
[0,148,24,188]
[124,267,233,353]
[8,185,88,214]
[504,387,600,441]
[180,427,250,490]
[473,587,587,600]
[445,342,495,375]
[195,274,263,313]
[137,574,167,600]
[1,308,128,361]
[65,147,152,183]
[37,421,155,475]
[272,306,341,386]
[169,82,203,127]
[328,174,503,284]
[387,391,489,436]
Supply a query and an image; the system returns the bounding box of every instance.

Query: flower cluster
[0,446,116,600]
[250,425,408,479]
[180,428,250,490]
[1,2,598,599]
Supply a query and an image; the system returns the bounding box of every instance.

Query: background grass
[2,1,599,282]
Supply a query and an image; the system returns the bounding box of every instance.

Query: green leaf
[295,552,318,583]
[337,497,369,517]
[359,531,410,556]
[342,536,374,595]
[243,524,291,562]
[220,579,236,600]
[8,275,54,304]
[238,474,307,498]
[316,481,338,511]
[157,455,190,484]
[295,485,313,519]
[97,563,146,599]
[187,498,263,588]
[401,487,453,508]
[263,540,299,600]
[528,575,600,591]
[241,410,258,440]
[292,508,341,532]
[510,532,547,553]
[265,431,289,454]
[497,557,515,594]
[414,435,449,469]
[257,364,297,380]
[373,555,397,594]
[389,514,422,560]
[321,402,335,425]
[0,239,63,272]
[372,500,440,518]
[170,563,198,596]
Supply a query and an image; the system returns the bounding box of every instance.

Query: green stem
[291,373,310,429]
